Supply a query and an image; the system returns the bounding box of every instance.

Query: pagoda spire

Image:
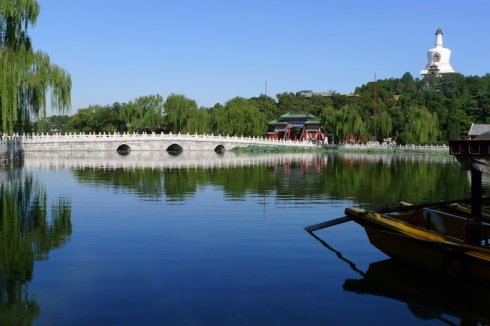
[435,27,443,48]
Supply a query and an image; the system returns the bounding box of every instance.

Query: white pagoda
[420,27,455,76]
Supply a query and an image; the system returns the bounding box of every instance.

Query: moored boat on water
[300,133,490,286]
[345,135,490,282]
[345,201,490,282]
[305,133,490,283]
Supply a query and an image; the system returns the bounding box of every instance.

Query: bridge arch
[116,144,131,154]
[166,143,183,152]
[214,144,226,154]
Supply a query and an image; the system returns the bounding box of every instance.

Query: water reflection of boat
[344,259,490,325]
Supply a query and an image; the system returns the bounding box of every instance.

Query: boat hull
[346,207,490,283]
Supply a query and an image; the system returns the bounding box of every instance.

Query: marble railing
[10,132,319,151]
[16,132,318,146]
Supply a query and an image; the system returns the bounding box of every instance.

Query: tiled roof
[280,113,315,119]
[305,119,321,124]
[468,123,490,136]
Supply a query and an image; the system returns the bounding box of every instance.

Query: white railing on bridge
[13,132,319,147]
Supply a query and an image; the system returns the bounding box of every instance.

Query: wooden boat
[305,136,490,283]
[343,137,490,283]
[345,202,490,282]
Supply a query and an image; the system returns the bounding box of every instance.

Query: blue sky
[31,0,490,114]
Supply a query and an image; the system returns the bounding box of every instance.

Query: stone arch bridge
[18,132,320,152]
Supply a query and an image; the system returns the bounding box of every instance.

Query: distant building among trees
[300,91,335,98]
[266,113,325,142]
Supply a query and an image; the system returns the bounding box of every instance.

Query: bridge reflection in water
[24,151,329,170]
[23,151,455,171]
[24,151,466,208]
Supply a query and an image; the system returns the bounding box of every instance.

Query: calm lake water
[2,151,489,325]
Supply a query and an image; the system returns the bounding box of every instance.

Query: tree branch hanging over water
[0,0,71,134]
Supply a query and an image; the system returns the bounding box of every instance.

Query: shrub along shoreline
[231,145,450,155]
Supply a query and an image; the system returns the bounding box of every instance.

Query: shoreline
[231,144,450,155]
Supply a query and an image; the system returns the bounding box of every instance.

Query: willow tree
[0,0,71,134]
[400,105,439,144]
[371,109,393,141]
[209,97,266,136]
[320,105,338,141]
[184,108,211,134]
[164,94,200,133]
[335,104,366,141]
[120,95,165,132]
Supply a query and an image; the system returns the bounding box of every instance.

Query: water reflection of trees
[321,155,469,208]
[71,157,326,201]
[0,171,72,326]
[72,154,470,206]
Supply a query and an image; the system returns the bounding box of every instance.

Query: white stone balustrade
[14,132,320,152]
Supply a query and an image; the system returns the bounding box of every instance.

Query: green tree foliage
[0,171,71,325]
[184,107,211,134]
[248,95,278,122]
[371,109,393,140]
[335,104,366,140]
[277,92,333,117]
[32,115,70,133]
[320,105,337,138]
[0,0,71,134]
[120,95,165,132]
[210,97,266,136]
[164,94,200,133]
[71,153,469,208]
[65,71,490,144]
[399,105,439,144]
[68,104,123,133]
[351,72,490,143]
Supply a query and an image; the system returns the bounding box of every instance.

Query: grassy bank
[330,148,450,155]
[231,145,326,153]
[231,145,450,155]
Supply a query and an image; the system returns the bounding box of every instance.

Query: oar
[304,216,351,232]
[377,196,489,214]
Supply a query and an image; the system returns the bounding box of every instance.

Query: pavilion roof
[305,119,321,124]
[268,120,287,125]
[468,123,490,137]
[280,113,316,119]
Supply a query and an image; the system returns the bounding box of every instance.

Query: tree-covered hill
[35,73,490,145]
